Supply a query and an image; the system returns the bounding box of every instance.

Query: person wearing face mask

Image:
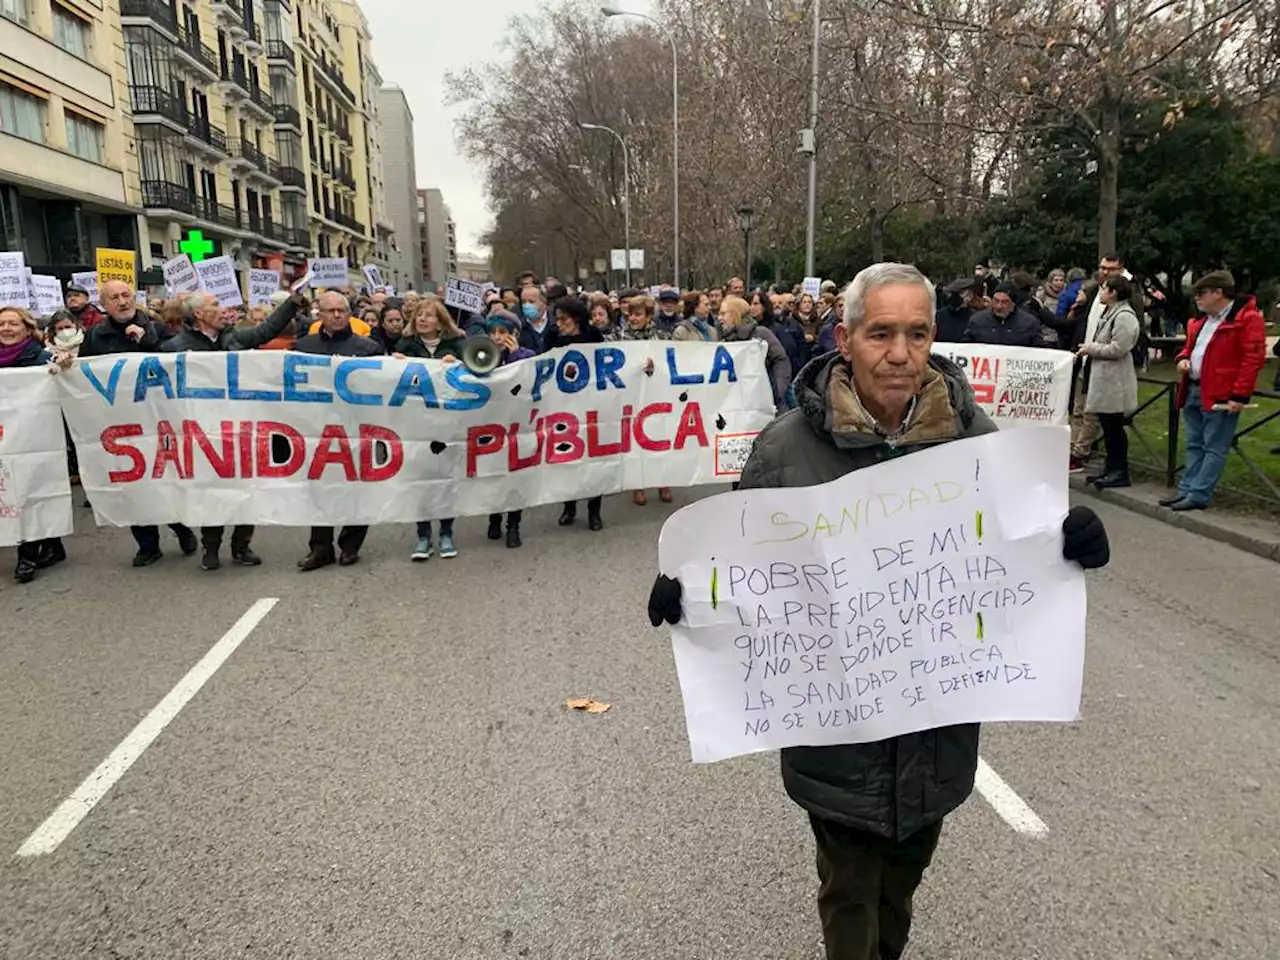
[518,284,555,354]
[162,289,303,570]
[654,288,682,336]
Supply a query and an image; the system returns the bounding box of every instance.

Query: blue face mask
[522,303,540,321]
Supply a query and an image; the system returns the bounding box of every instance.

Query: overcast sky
[360,0,653,256]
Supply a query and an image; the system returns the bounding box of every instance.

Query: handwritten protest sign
[802,277,822,299]
[29,275,65,316]
[53,341,773,528]
[0,368,75,547]
[362,264,383,290]
[307,258,348,288]
[932,344,1073,427]
[163,254,201,296]
[247,268,282,307]
[95,248,136,289]
[0,252,28,308]
[194,255,243,307]
[71,272,98,305]
[657,426,1085,763]
[444,275,483,314]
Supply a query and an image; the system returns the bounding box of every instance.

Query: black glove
[648,574,683,627]
[1062,505,1109,569]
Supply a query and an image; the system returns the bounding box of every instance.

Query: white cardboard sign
[308,258,349,288]
[194,255,243,308]
[29,275,65,316]
[163,254,201,296]
[444,275,483,314]
[247,268,282,307]
[0,252,28,309]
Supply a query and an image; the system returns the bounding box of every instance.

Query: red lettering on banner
[509,422,542,472]
[586,406,631,457]
[238,420,254,476]
[153,420,186,479]
[359,425,403,481]
[102,424,145,482]
[256,421,305,478]
[308,424,357,480]
[543,412,584,464]
[634,402,672,452]
[466,424,505,478]
[183,419,236,479]
[673,402,709,450]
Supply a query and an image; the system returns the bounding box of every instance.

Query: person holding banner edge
[161,288,306,570]
[647,263,1111,960]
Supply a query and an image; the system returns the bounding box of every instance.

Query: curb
[1069,476,1280,564]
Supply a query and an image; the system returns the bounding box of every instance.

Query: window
[0,0,26,26]
[52,6,91,59]
[0,83,46,143]
[65,112,103,162]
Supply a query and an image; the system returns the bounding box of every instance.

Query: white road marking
[974,756,1048,838]
[15,598,279,858]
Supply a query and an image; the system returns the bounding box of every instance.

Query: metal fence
[1130,374,1280,506]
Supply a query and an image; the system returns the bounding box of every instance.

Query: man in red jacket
[1163,270,1266,511]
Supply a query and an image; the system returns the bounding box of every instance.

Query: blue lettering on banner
[334,357,383,406]
[388,361,438,408]
[226,352,282,401]
[443,363,490,411]
[134,356,175,402]
[531,357,556,402]
[174,353,226,400]
[283,354,333,403]
[557,349,591,394]
[666,347,704,385]
[595,347,626,391]
[709,345,737,384]
[81,358,127,405]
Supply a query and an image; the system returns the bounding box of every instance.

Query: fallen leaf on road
[566,697,611,714]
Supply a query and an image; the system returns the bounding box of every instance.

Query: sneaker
[439,533,458,558]
[1158,494,1186,507]
[231,547,262,566]
[201,548,221,571]
[1068,457,1086,474]
[411,537,433,562]
[132,549,163,568]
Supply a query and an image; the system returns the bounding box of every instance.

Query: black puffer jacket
[80,314,165,356]
[738,350,997,841]
[963,307,1044,348]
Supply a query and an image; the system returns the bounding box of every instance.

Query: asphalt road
[1,490,1277,959]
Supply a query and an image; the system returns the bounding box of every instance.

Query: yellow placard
[95,247,136,289]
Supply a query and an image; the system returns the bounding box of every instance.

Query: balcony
[282,226,310,249]
[256,157,284,186]
[244,82,274,121]
[227,138,266,171]
[185,115,230,157]
[120,0,178,36]
[208,201,243,231]
[175,26,219,81]
[272,103,301,129]
[278,165,306,190]
[266,40,295,68]
[333,210,365,235]
[314,57,356,108]
[212,0,244,30]
[259,220,288,246]
[243,18,263,52]
[129,85,187,131]
[141,179,197,215]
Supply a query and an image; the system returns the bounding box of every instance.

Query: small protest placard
[71,272,98,305]
[0,252,28,308]
[194,255,243,307]
[444,275,483,313]
[362,263,383,290]
[163,254,201,296]
[802,277,822,299]
[29,275,65,316]
[307,258,349,288]
[96,248,136,289]
[247,268,282,307]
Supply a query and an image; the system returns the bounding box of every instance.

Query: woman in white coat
[1077,274,1141,488]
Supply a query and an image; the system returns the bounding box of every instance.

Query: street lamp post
[802,0,820,277]
[580,122,632,289]
[736,204,756,286]
[601,5,678,289]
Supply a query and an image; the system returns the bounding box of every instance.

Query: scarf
[0,337,34,367]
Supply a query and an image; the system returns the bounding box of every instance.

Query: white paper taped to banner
[54,341,773,528]
[931,343,1074,427]
[657,425,1085,763]
[0,368,75,546]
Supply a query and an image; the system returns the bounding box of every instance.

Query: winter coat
[161,298,298,353]
[1174,295,1267,411]
[1057,279,1083,318]
[767,314,809,374]
[1080,302,1140,415]
[554,325,604,348]
[818,316,839,354]
[672,316,719,342]
[70,303,106,330]
[80,315,165,356]
[621,322,662,341]
[739,350,997,841]
[396,334,465,360]
[963,307,1044,348]
[933,304,971,343]
[293,324,384,357]
[1,338,51,368]
[519,315,556,355]
[722,319,791,409]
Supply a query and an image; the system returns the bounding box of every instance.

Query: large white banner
[932,343,1074,427]
[657,426,1085,763]
[0,368,74,546]
[56,342,773,528]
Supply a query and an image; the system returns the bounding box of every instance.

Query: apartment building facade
[0,0,149,274]
[376,84,419,292]
[417,186,454,288]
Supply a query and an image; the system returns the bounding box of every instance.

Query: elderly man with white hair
[647,262,1111,960]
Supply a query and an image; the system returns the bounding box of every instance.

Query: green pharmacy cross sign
[179,229,216,262]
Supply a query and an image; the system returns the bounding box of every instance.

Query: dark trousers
[810,815,943,960]
[202,525,254,553]
[1098,412,1129,476]
[308,526,368,555]
[488,510,522,528]
[17,538,58,565]
[416,518,454,539]
[130,523,193,553]
[563,496,602,516]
